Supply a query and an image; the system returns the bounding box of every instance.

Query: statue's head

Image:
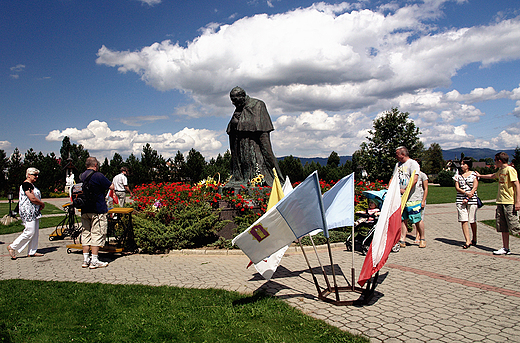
[230,87,247,110]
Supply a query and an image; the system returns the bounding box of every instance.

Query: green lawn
[0,280,367,343]
[426,181,497,204]
[0,202,70,235]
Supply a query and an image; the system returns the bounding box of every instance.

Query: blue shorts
[402,201,422,224]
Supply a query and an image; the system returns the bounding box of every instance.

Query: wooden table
[66,207,136,254]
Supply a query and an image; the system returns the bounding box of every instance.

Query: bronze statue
[226,87,283,188]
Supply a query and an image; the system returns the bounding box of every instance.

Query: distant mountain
[277,147,517,166]
[441,147,516,161]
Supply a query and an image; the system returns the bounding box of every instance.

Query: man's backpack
[71,170,96,209]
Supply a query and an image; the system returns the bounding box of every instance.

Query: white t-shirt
[416,171,428,203]
[113,173,128,192]
[393,158,421,202]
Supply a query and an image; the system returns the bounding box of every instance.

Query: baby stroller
[346,189,400,255]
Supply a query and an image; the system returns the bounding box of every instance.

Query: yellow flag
[267,169,284,210]
[400,170,416,214]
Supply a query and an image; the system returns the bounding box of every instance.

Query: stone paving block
[2,201,520,342]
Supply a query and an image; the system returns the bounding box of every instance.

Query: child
[354,200,380,226]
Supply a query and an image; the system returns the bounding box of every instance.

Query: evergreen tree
[172,151,187,182]
[204,152,231,183]
[0,150,8,196]
[422,143,445,175]
[100,158,110,178]
[8,148,24,193]
[125,153,143,186]
[303,161,320,179]
[279,155,304,182]
[327,151,340,167]
[109,153,124,180]
[140,143,167,183]
[185,148,206,183]
[59,136,89,174]
[513,146,520,175]
[33,152,62,196]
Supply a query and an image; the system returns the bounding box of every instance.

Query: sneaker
[493,248,511,255]
[89,261,109,269]
[81,260,90,268]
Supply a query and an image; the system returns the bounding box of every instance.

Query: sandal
[471,239,477,246]
[6,245,16,260]
[462,243,471,249]
[28,252,44,257]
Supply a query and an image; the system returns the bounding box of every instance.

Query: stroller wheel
[391,243,400,253]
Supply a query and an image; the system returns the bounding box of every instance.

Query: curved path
[1,200,519,342]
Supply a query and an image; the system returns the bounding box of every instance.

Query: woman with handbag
[455,158,479,249]
[6,167,45,260]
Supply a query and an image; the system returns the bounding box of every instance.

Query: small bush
[133,202,229,253]
[437,170,455,187]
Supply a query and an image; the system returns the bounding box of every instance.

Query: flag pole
[298,240,322,294]
[309,234,332,292]
[351,223,356,291]
[313,173,340,301]
[351,174,356,291]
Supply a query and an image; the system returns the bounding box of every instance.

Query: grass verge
[0,202,73,235]
[426,182,497,204]
[0,280,368,343]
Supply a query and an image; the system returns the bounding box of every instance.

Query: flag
[400,170,416,213]
[267,169,284,210]
[282,175,294,195]
[251,245,289,280]
[250,170,288,280]
[107,189,119,205]
[358,173,402,286]
[232,171,325,264]
[309,173,355,237]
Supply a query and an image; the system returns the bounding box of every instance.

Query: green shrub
[474,166,498,183]
[299,229,349,245]
[133,202,229,253]
[437,170,455,187]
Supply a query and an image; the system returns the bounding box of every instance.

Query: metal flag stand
[299,175,380,306]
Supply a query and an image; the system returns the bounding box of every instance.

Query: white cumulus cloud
[45,120,223,160]
[95,1,520,156]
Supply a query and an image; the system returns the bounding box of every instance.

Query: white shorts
[457,203,478,223]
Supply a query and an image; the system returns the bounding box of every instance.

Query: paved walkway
[1,199,519,342]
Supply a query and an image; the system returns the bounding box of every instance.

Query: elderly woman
[455,158,479,249]
[6,167,45,259]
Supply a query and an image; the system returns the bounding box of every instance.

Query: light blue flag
[232,171,326,264]
[321,172,355,237]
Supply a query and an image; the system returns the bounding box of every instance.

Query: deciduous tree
[355,108,423,183]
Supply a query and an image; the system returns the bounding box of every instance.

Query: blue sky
[2,0,520,161]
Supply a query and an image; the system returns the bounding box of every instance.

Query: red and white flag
[358,172,401,286]
[107,189,119,205]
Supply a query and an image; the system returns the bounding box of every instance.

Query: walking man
[113,167,132,207]
[80,157,114,269]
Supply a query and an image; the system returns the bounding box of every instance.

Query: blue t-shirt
[80,170,112,214]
